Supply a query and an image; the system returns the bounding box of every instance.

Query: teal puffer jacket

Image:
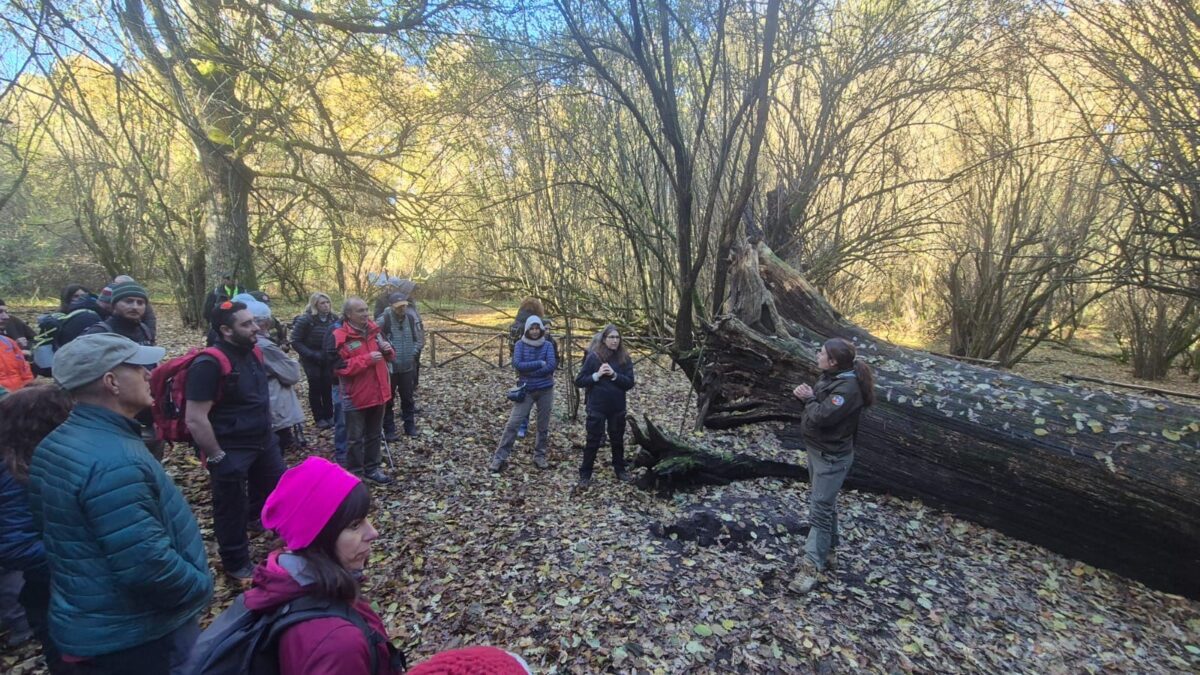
[28,403,212,657]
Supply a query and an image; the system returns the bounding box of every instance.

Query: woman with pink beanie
[244,456,404,674]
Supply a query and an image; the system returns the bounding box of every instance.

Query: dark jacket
[574,351,635,414]
[800,370,866,456]
[190,340,271,449]
[3,315,36,346]
[512,338,556,391]
[82,314,156,345]
[56,298,104,346]
[27,404,212,657]
[243,550,401,675]
[0,463,42,571]
[326,321,394,411]
[290,312,337,363]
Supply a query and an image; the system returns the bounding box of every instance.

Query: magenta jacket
[243,551,400,675]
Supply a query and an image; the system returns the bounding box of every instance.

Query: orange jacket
[0,336,32,392]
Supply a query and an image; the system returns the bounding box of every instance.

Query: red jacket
[327,321,393,411]
[0,335,32,392]
[243,551,400,675]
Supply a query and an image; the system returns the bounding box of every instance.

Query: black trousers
[20,564,66,674]
[383,369,417,435]
[301,358,334,422]
[580,407,627,479]
[207,437,285,571]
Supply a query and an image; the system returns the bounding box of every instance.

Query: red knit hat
[406,646,531,674]
[261,457,361,550]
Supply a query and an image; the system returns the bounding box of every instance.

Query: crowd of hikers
[0,273,875,673]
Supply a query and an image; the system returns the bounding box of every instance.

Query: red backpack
[151,346,263,444]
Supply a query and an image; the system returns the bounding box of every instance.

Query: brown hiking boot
[787,558,821,594]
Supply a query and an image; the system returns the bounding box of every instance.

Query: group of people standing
[489,298,876,596]
[488,297,638,493]
[0,278,532,674]
[0,277,877,672]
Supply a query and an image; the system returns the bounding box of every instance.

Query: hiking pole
[381,424,396,468]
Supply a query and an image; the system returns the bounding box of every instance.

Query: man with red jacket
[325,297,395,484]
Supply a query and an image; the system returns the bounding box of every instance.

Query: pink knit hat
[406,647,531,675]
[261,457,362,550]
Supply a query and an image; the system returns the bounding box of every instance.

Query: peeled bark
[695,240,1200,599]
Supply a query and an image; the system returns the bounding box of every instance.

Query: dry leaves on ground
[2,309,1198,673]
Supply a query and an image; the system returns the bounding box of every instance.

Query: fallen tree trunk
[628,415,808,492]
[692,239,1200,599]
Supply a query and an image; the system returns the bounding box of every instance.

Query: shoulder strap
[200,346,234,375]
[263,597,385,674]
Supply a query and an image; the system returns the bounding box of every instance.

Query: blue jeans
[332,385,347,461]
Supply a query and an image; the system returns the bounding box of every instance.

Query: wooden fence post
[429,332,436,367]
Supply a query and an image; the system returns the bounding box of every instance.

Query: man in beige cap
[27,333,212,675]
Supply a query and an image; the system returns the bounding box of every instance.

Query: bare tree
[758,0,993,299]
[547,0,785,372]
[938,62,1117,366]
[1049,0,1200,299]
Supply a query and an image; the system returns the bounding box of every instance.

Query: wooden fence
[424,330,675,371]
[424,329,677,420]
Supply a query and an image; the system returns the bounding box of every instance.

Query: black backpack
[31,308,103,376]
[184,593,405,675]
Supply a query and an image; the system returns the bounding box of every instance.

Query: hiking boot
[404,419,418,437]
[489,458,506,473]
[572,476,592,493]
[365,470,394,485]
[384,432,401,443]
[225,564,255,583]
[787,558,821,594]
[615,470,632,483]
[533,456,549,470]
[315,418,332,430]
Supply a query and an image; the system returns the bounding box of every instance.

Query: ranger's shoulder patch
[831,394,845,406]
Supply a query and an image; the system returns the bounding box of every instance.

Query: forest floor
[3,303,1199,673]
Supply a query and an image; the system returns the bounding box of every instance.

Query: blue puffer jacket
[28,404,212,657]
[512,316,557,391]
[513,339,557,391]
[0,462,42,571]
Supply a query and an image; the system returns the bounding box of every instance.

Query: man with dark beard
[184,301,284,582]
[83,281,163,457]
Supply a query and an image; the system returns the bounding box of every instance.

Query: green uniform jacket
[28,403,212,657]
[800,370,866,456]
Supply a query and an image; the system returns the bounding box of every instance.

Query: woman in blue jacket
[573,325,635,490]
[490,316,556,473]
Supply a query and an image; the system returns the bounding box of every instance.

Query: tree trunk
[628,415,808,492]
[692,239,1200,599]
[200,147,257,292]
